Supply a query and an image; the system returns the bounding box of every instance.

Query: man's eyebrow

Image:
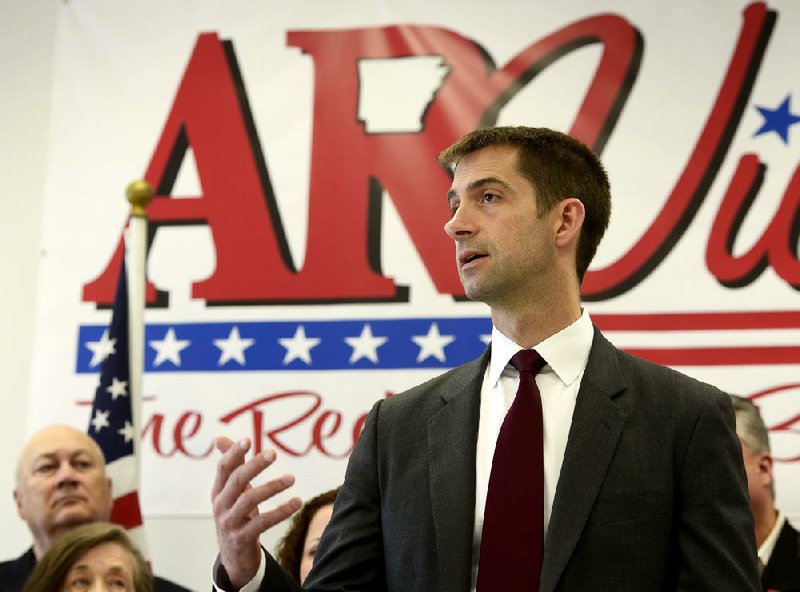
[30,449,96,467]
[447,176,513,202]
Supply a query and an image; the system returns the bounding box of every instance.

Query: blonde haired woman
[22,522,152,592]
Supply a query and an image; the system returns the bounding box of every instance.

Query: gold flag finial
[126,180,153,218]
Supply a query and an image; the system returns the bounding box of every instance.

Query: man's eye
[109,577,129,589]
[481,192,498,203]
[34,464,56,474]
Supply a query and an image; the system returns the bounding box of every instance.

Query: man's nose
[444,203,475,240]
[55,461,79,486]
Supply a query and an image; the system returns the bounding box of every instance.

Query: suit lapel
[540,330,628,591]
[428,350,487,592]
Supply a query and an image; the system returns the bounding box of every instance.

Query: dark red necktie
[477,349,547,591]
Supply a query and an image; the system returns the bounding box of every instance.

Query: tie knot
[510,349,546,376]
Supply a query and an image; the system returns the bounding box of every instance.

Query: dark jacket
[253,329,760,591]
[762,518,800,592]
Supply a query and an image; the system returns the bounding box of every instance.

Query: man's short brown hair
[438,126,611,282]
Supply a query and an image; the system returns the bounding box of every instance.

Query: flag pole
[124,180,152,456]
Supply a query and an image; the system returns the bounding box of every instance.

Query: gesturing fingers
[231,489,303,542]
[211,436,252,500]
[214,435,236,456]
[212,439,301,528]
[226,472,298,525]
[211,437,303,588]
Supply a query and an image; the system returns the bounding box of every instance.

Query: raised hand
[211,436,302,589]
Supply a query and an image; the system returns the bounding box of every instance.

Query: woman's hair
[22,522,152,592]
[275,487,340,582]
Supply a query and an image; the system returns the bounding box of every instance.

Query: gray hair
[729,395,770,455]
[729,394,774,499]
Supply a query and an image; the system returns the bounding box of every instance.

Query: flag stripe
[110,491,144,530]
[86,257,149,557]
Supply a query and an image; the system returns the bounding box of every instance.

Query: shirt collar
[758,510,785,566]
[488,309,594,387]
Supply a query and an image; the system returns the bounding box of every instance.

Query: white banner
[31,0,800,526]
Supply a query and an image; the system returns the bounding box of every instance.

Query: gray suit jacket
[260,328,759,591]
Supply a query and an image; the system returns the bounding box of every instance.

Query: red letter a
[84,33,322,305]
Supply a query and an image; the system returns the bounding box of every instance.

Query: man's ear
[13,488,25,519]
[758,453,773,487]
[554,198,585,248]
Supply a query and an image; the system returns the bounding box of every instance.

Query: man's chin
[462,282,492,304]
[53,509,97,530]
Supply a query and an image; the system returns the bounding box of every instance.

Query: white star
[106,377,128,400]
[412,322,455,363]
[149,328,191,368]
[214,326,255,366]
[480,333,492,345]
[345,324,388,364]
[278,325,320,365]
[118,421,135,443]
[91,410,110,433]
[86,330,117,368]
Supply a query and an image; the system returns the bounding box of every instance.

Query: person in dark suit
[210,126,760,591]
[731,395,800,591]
[1,425,191,592]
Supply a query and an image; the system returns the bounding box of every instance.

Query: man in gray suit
[211,127,760,591]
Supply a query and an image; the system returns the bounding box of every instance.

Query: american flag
[87,259,150,555]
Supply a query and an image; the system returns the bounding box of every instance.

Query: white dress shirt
[758,510,786,570]
[470,310,594,590]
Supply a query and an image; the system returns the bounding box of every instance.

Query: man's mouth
[53,494,86,508]
[460,250,488,267]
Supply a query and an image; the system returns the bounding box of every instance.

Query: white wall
[0,0,56,560]
[0,3,258,590]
